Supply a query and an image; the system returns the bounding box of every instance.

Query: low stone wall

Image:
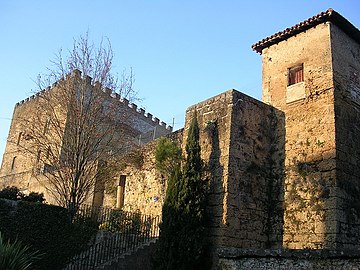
[218,248,360,269]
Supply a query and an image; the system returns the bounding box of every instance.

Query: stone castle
[0,71,172,205]
[1,8,360,268]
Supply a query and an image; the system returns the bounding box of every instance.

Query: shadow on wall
[225,92,286,249]
[284,148,346,249]
[205,121,225,246]
[205,120,224,258]
[266,108,285,248]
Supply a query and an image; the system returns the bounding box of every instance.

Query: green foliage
[0,199,97,270]
[98,209,154,237]
[0,186,45,203]
[0,232,41,270]
[0,186,24,200]
[99,209,141,233]
[154,112,208,270]
[22,192,46,203]
[155,137,182,176]
[184,113,203,175]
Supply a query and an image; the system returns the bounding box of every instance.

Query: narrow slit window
[288,64,304,86]
[11,156,16,171]
[17,132,22,145]
[35,150,43,174]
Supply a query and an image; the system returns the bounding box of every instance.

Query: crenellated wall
[14,70,173,136]
[0,69,172,204]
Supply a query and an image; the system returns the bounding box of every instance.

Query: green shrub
[0,186,45,203]
[0,186,24,200]
[155,137,182,177]
[99,209,143,234]
[0,199,97,270]
[22,192,45,203]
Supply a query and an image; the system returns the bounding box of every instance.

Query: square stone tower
[253,9,360,249]
[0,70,172,206]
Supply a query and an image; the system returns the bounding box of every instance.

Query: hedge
[0,199,97,270]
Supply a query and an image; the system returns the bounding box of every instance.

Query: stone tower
[0,70,172,205]
[253,9,360,249]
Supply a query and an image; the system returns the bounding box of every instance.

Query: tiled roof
[252,8,360,54]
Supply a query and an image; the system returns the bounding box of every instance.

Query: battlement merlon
[79,69,173,132]
[14,69,173,132]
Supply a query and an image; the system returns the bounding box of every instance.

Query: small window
[43,163,52,173]
[11,156,16,171]
[17,132,22,145]
[288,64,304,86]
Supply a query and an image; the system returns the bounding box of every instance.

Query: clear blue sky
[1,0,359,165]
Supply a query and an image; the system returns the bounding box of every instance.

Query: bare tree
[18,33,137,217]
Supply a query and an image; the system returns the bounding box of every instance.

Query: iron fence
[64,205,160,270]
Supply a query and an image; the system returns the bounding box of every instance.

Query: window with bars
[288,64,304,86]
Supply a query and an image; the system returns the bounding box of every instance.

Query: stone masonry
[118,8,360,268]
[184,90,284,250]
[259,20,338,249]
[118,89,284,250]
[254,9,360,249]
[0,71,172,205]
[1,7,360,270]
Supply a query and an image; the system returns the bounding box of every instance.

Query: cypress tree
[154,112,207,270]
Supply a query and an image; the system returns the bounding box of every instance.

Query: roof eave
[251,9,360,54]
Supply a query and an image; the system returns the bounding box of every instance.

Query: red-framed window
[288,64,304,86]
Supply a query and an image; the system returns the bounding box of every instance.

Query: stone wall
[0,98,35,179]
[105,130,183,217]
[184,90,233,252]
[261,22,338,249]
[226,91,284,249]
[0,95,51,194]
[185,89,284,250]
[331,23,360,248]
[0,71,172,205]
[218,248,360,270]
[117,89,284,251]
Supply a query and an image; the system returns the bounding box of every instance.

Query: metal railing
[64,205,160,270]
